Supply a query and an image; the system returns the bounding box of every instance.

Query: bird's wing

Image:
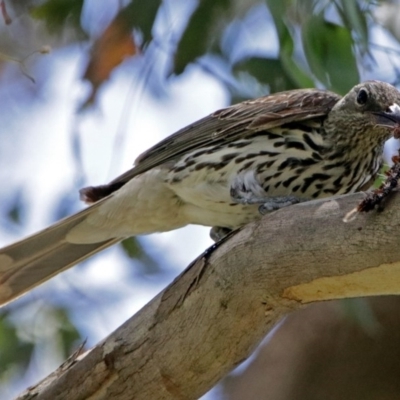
[81,89,341,201]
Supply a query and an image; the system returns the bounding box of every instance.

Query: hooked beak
[373,104,400,133]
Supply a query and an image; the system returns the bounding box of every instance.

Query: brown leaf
[82,13,138,107]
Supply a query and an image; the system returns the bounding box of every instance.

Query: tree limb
[16,192,400,400]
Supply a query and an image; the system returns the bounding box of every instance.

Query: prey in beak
[373,103,400,138]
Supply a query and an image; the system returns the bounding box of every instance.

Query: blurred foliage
[233,57,299,93]
[121,237,162,275]
[5,190,24,227]
[120,0,162,45]
[31,0,86,38]
[173,0,231,74]
[1,0,400,398]
[266,0,315,89]
[302,15,359,93]
[0,0,380,100]
[0,312,34,377]
[0,305,80,396]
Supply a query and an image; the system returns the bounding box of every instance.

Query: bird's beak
[373,104,400,134]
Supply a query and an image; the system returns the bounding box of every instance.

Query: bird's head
[325,81,400,145]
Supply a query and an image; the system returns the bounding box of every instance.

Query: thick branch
[17,193,400,400]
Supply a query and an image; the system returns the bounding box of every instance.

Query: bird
[1,80,400,306]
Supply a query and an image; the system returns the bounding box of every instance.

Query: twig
[344,148,400,222]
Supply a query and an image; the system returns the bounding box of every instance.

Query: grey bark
[16,192,400,400]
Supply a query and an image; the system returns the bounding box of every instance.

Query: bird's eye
[356,88,368,105]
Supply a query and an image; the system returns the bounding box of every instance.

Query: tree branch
[17,192,400,400]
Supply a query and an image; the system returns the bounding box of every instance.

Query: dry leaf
[82,13,138,108]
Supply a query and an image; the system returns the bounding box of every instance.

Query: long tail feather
[0,204,120,306]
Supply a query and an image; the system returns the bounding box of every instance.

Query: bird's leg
[230,172,305,215]
[210,226,232,242]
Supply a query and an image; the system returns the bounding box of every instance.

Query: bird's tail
[0,203,120,306]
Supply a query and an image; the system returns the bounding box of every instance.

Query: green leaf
[373,164,389,188]
[265,0,291,40]
[120,238,162,274]
[233,57,298,92]
[280,40,315,88]
[336,0,369,52]
[120,0,162,45]
[302,15,359,94]
[121,237,144,259]
[174,0,230,74]
[52,307,81,357]
[266,0,314,88]
[7,191,24,225]
[0,314,34,378]
[31,0,86,38]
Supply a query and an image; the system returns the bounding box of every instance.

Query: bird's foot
[230,173,306,215]
[210,226,232,242]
